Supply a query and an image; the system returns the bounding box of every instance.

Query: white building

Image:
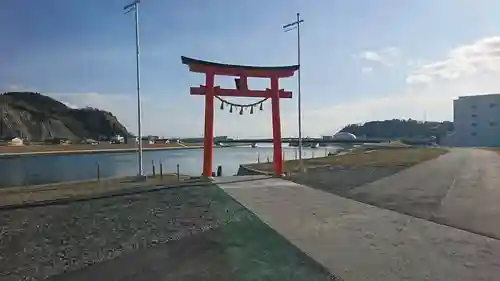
[333,132,357,140]
[8,137,24,146]
[110,134,124,144]
[450,94,500,147]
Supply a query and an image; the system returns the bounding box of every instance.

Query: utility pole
[284,13,304,171]
[124,0,144,177]
[0,112,3,137]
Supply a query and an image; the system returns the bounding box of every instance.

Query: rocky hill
[0,92,129,141]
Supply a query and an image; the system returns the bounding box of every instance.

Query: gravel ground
[0,185,232,280]
[0,184,335,281]
[48,203,337,281]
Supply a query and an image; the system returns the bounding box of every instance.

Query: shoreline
[0,145,204,159]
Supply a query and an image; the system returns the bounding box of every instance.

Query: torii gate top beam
[181,56,299,78]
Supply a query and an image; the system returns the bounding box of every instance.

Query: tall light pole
[284,13,304,170]
[124,0,144,177]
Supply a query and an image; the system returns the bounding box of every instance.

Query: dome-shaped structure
[333,132,357,140]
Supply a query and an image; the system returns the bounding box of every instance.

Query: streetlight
[283,13,304,171]
[124,0,144,177]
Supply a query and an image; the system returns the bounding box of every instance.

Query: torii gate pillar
[203,72,216,177]
[181,56,299,177]
[270,76,283,176]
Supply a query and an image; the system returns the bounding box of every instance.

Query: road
[347,148,500,239]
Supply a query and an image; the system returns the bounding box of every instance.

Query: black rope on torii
[215,95,267,115]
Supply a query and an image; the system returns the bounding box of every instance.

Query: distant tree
[340,119,454,139]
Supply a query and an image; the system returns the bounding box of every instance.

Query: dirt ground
[0,185,336,281]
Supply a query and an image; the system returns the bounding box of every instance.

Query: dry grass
[0,174,190,207]
[248,148,449,173]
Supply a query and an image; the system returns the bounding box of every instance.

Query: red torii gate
[181,56,299,177]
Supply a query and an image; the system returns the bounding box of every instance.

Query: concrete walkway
[219,177,500,281]
[347,148,500,239]
[432,149,500,239]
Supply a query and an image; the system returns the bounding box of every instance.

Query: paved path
[347,148,500,239]
[219,177,500,281]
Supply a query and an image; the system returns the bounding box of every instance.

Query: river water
[0,145,339,187]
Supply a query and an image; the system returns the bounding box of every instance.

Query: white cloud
[7,85,20,91]
[361,67,373,73]
[311,36,500,136]
[407,36,500,85]
[405,73,433,84]
[356,47,400,67]
[60,101,79,109]
[398,37,500,129]
[359,51,384,63]
[383,47,400,58]
[1,84,36,92]
[312,40,500,135]
[407,59,426,67]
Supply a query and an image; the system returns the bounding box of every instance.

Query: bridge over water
[218,138,385,145]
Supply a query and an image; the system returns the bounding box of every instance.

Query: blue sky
[3,0,500,137]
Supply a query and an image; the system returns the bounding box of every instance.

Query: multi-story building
[452,94,500,147]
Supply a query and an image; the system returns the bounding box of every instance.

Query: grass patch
[0,174,190,207]
[248,148,448,173]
